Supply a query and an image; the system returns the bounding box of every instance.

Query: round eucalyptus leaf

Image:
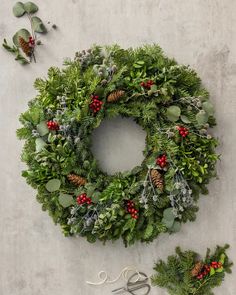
[170,221,181,233]
[163,208,175,221]
[196,111,208,125]
[162,217,174,229]
[31,16,47,33]
[23,1,38,13]
[45,179,61,192]
[180,115,191,124]
[37,121,49,136]
[202,101,214,116]
[58,193,74,208]
[166,106,181,122]
[13,29,31,47]
[13,2,25,17]
[35,138,46,152]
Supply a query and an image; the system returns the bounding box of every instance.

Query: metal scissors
[111,272,151,295]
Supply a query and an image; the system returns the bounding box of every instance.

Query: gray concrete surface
[0,0,235,294]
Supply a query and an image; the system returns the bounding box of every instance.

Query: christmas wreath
[151,244,232,295]
[17,44,219,246]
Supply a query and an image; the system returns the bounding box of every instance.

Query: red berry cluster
[197,261,222,280]
[47,120,59,130]
[89,95,103,114]
[140,80,154,89]
[126,200,139,219]
[76,193,92,205]
[28,36,35,47]
[156,154,168,168]
[177,126,189,138]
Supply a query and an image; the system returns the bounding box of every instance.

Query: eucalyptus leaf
[170,221,181,233]
[35,138,46,152]
[162,217,174,229]
[24,2,38,13]
[13,2,25,17]
[58,193,74,208]
[92,191,101,202]
[45,179,61,192]
[180,115,191,124]
[163,208,175,221]
[37,121,49,136]
[202,101,214,116]
[166,106,181,122]
[31,16,47,33]
[13,29,31,47]
[196,111,208,125]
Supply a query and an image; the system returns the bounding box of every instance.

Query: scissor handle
[128,283,151,295]
[127,272,148,285]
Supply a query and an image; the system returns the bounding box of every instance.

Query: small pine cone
[191,262,203,277]
[19,37,31,56]
[67,174,87,186]
[150,169,164,192]
[107,90,125,103]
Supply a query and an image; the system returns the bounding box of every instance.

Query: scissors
[111,272,151,295]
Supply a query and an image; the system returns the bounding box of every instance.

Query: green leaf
[31,16,47,33]
[170,221,181,233]
[163,208,175,221]
[180,115,191,124]
[13,29,31,47]
[162,218,174,229]
[143,224,154,239]
[216,267,224,273]
[13,2,25,17]
[202,101,214,116]
[196,111,208,125]
[210,267,215,276]
[219,253,226,264]
[92,191,101,202]
[58,193,74,208]
[45,179,61,192]
[35,138,46,152]
[23,2,38,13]
[166,106,181,122]
[37,121,49,136]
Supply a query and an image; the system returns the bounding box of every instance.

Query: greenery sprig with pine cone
[17,44,219,246]
[151,244,233,295]
[2,2,56,65]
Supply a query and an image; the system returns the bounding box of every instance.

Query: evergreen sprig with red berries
[152,245,233,295]
[2,2,55,65]
[17,44,219,246]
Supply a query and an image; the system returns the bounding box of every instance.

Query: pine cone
[191,262,203,277]
[19,36,31,56]
[150,169,164,191]
[107,90,125,103]
[67,174,87,186]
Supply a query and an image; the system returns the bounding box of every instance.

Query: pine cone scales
[67,174,87,186]
[107,90,125,102]
[19,37,31,56]
[191,262,203,277]
[150,169,164,191]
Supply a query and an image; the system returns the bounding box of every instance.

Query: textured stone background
[0,0,235,294]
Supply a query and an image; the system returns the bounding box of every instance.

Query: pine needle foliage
[152,245,233,295]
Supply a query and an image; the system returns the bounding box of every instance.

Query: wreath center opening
[91,116,146,175]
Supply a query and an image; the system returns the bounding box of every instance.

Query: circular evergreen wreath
[17,45,219,246]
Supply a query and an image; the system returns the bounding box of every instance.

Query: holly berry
[125,200,139,219]
[28,36,35,47]
[89,95,103,114]
[140,80,154,89]
[77,193,92,205]
[176,126,189,138]
[47,120,59,130]
[156,154,168,168]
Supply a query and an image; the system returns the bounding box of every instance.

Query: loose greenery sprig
[2,2,50,64]
[17,44,219,246]
[151,245,233,295]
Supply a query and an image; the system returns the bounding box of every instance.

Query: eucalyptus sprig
[2,2,49,65]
